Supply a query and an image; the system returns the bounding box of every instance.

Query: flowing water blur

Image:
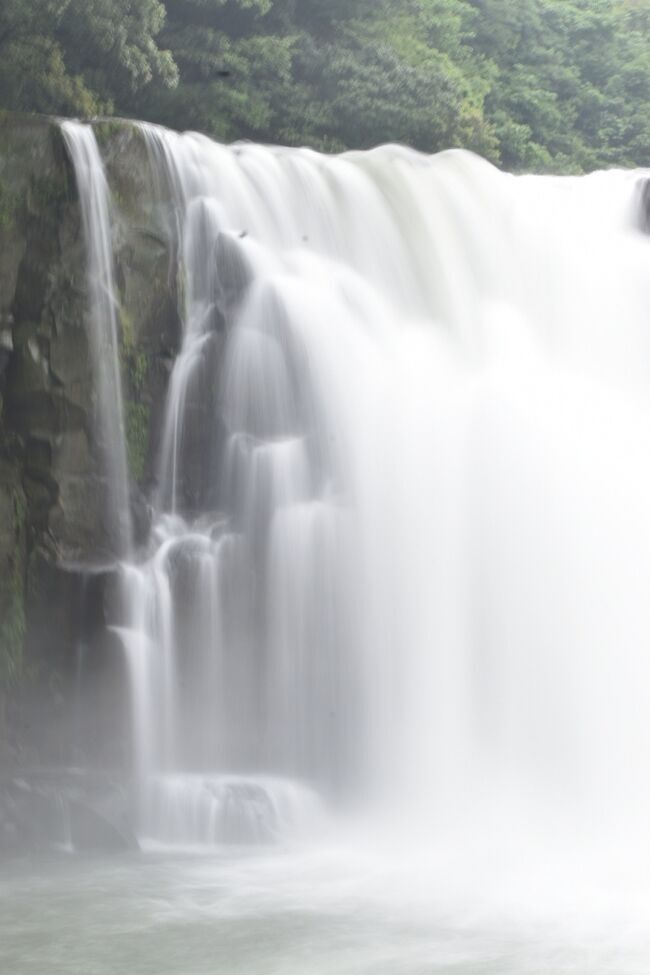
[7,126,650,972]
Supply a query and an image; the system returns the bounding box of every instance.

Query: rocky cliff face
[0,113,182,762]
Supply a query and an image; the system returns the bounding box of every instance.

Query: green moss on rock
[0,483,26,689]
[125,400,150,483]
[119,303,152,484]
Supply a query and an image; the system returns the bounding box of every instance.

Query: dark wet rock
[215,231,254,316]
[0,113,187,761]
[0,769,138,856]
[67,796,138,853]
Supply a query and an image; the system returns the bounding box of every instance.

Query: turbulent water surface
[5,837,650,975]
[8,123,650,973]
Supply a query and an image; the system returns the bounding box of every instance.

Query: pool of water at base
[2,838,650,975]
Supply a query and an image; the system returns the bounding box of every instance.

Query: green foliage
[467,0,650,170]
[0,0,176,117]
[284,5,498,158]
[2,0,650,170]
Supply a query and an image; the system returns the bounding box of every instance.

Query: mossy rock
[0,470,26,690]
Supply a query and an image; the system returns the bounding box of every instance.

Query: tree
[0,0,177,117]
[2,0,650,171]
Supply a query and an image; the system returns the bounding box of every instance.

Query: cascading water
[69,119,650,869]
[11,121,650,973]
[61,121,132,556]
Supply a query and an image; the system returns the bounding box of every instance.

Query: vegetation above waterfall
[2,1,650,170]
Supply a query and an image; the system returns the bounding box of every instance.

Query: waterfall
[61,121,132,556]
[105,128,650,850]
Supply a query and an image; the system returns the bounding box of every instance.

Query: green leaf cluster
[0,0,176,117]
[2,0,650,171]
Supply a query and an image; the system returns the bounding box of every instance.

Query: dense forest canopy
[1,0,650,171]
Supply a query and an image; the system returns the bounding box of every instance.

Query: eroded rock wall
[0,113,181,762]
